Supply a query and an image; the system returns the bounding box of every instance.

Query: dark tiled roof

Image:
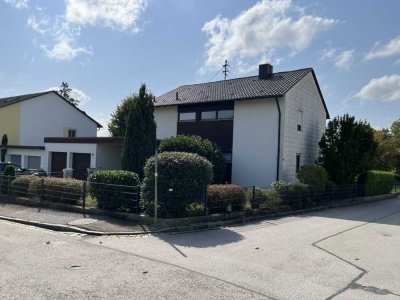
[0,91,102,128]
[155,68,312,106]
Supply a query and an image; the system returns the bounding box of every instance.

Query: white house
[154,64,329,187]
[0,91,122,178]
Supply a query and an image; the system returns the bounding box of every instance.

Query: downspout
[274,97,281,182]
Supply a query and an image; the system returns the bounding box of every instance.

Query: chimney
[259,63,273,79]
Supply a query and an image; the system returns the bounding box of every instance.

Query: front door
[72,153,91,180]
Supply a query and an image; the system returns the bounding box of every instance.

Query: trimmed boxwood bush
[297,165,329,186]
[141,152,213,218]
[158,135,226,183]
[359,170,395,196]
[1,165,16,194]
[88,170,140,211]
[29,177,83,205]
[207,184,246,213]
[245,187,281,210]
[11,175,41,196]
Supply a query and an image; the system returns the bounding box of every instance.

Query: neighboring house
[154,64,329,187]
[0,91,122,178]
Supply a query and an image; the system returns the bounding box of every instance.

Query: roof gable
[0,91,102,128]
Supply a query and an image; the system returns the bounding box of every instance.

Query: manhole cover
[68,218,99,226]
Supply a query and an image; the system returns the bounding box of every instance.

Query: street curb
[0,193,397,236]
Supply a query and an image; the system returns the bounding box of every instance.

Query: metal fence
[0,174,398,219]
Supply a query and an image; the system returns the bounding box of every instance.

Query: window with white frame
[179,112,196,122]
[297,110,303,132]
[68,129,77,137]
[296,153,301,173]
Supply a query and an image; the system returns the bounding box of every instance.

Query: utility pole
[154,149,158,225]
[222,60,230,80]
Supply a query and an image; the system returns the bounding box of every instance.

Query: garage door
[51,152,67,177]
[28,156,41,169]
[10,155,22,165]
[72,153,91,180]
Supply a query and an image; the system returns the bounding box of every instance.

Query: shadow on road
[158,228,244,249]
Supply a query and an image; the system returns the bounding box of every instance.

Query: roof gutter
[274,97,281,182]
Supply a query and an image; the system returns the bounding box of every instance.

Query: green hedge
[361,170,395,196]
[141,152,213,218]
[1,165,16,194]
[207,184,246,213]
[297,165,329,186]
[88,170,140,211]
[11,176,41,197]
[272,181,312,209]
[245,187,281,210]
[158,135,226,183]
[29,177,83,205]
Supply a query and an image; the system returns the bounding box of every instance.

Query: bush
[245,187,281,210]
[207,184,246,213]
[141,152,213,218]
[88,170,140,211]
[360,170,395,196]
[297,165,329,186]
[1,165,16,194]
[272,181,312,209]
[185,202,205,217]
[11,176,40,196]
[29,177,83,205]
[158,135,226,183]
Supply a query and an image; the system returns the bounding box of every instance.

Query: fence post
[135,186,139,214]
[252,186,256,209]
[204,187,208,216]
[40,177,44,202]
[82,181,86,209]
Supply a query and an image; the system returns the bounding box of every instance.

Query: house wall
[5,148,45,170]
[281,72,327,183]
[0,102,21,145]
[154,106,178,140]
[96,144,123,170]
[19,93,98,146]
[231,99,279,187]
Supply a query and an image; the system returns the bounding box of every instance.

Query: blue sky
[1,0,399,136]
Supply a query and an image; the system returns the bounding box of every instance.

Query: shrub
[272,181,311,210]
[29,177,83,205]
[245,187,281,210]
[11,176,40,197]
[158,135,226,183]
[359,170,395,196]
[1,165,16,194]
[185,202,205,217]
[88,170,140,211]
[141,152,213,218]
[297,165,329,186]
[207,184,246,213]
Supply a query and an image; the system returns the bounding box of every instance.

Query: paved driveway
[0,197,399,299]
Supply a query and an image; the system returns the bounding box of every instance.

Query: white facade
[154,106,178,140]
[281,72,327,183]
[231,99,281,187]
[19,93,98,146]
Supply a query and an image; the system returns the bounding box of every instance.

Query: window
[28,156,41,169]
[179,112,196,121]
[201,111,216,120]
[296,154,301,173]
[68,129,76,137]
[297,110,303,131]
[218,110,234,120]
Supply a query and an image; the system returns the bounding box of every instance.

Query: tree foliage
[59,81,79,106]
[373,119,400,173]
[121,84,156,177]
[318,114,377,184]
[1,134,7,162]
[108,95,135,137]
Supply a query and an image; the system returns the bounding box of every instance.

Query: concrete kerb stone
[0,193,398,236]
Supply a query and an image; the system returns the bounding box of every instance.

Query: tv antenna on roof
[222,60,230,80]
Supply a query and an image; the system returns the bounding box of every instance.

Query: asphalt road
[1,198,400,299]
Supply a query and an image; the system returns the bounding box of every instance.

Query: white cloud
[47,86,91,105]
[27,15,50,34]
[3,0,29,9]
[65,0,148,32]
[334,49,354,70]
[41,38,92,60]
[201,0,337,72]
[365,36,400,60]
[355,75,400,102]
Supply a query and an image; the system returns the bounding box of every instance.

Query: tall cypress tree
[1,134,8,162]
[121,84,156,177]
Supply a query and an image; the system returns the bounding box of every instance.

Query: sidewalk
[0,201,156,235]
